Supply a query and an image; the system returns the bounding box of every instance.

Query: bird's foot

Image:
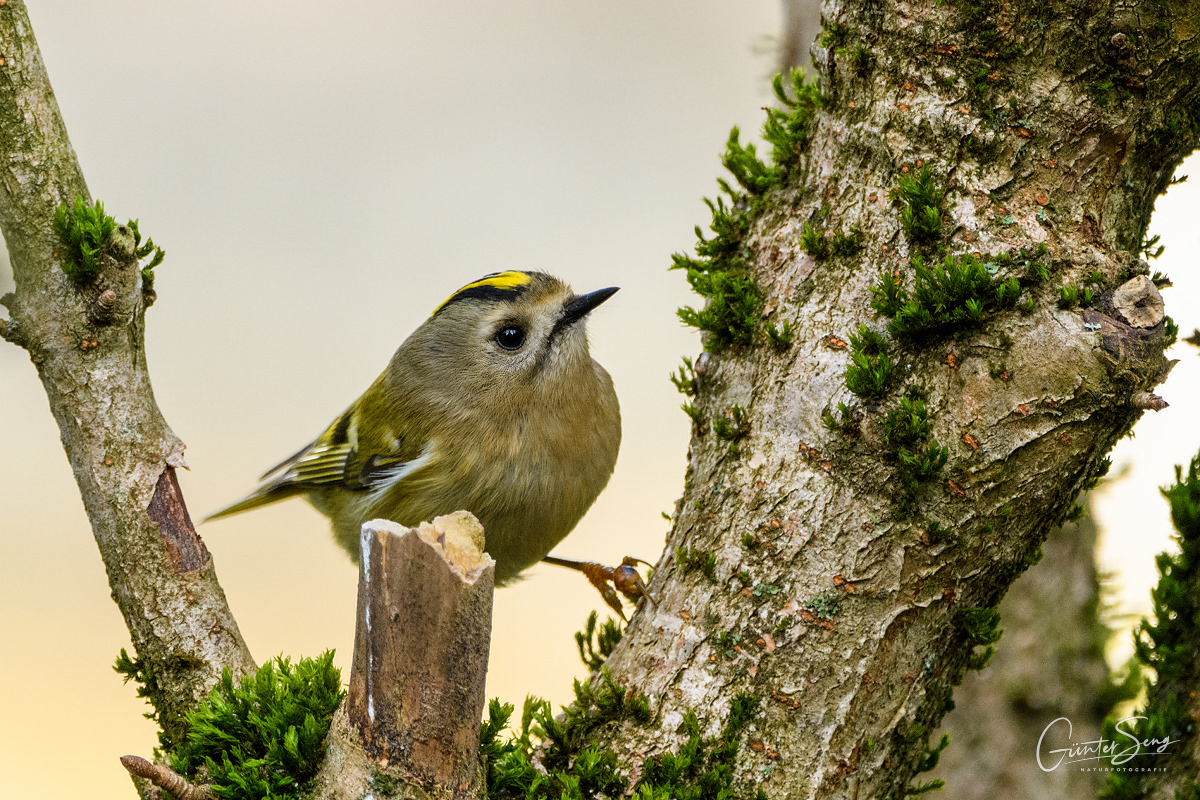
[542,555,656,622]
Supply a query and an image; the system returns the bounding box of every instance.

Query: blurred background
[0,2,1195,798]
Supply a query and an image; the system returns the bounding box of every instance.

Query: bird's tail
[203,483,299,522]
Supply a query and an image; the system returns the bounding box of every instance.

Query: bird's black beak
[561,286,619,326]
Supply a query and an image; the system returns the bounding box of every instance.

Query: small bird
[207,271,623,587]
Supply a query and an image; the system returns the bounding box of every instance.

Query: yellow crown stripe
[434,271,533,313]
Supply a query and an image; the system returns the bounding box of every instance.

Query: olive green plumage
[207,271,621,585]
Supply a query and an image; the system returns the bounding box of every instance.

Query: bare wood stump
[315,513,495,800]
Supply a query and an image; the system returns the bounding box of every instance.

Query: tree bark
[585,1,1195,797]
[0,0,254,749]
[315,514,495,800]
[927,509,1110,799]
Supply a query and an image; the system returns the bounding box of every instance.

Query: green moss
[822,401,860,436]
[481,697,627,800]
[713,405,748,454]
[676,547,717,582]
[677,267,762,350]
[168,652,344,800]
[800,220,830,259]
[802,216,864,262]
[905,733,949,796]
[891,167,945,247]
[671,357,698,397]
[1165,316,1179,349]
[831,226,864,257]
[636,694,760,800]
[960,608,1003,671]
[128,217,166,293]
[53,196,115,283]
[819,21,852,49]
[1139,233,1165,261]
[53,199,166,294]
[845,324,896,398]
[575,611,624,673]
[1057,284,1093,309]
[1101,450,1200,799]
[761,69,823,176]
[875,394,949,508]
[872,252,1026,340]
[682,401,704,427]
[368,767,397,795]
[765,320,793,352]
[674,69,822,353]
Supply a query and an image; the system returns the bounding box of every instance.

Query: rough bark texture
[316,514,495,800]
[928,510,1110,798]
[586,1,1196,798]
[0,0,254,750]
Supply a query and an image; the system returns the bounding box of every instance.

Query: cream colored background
[0,3,1195,799]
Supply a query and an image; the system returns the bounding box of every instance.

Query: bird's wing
[204,399,429,521]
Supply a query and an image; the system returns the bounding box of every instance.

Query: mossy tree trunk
[4,0,1199,797]
[583,0,1196,797]
[0,0,256,753]
[926,508,1114,799]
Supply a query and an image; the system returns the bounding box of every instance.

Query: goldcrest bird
[207,271,622,586]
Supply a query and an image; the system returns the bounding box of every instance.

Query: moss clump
[636,694,760,800]
[882,395,949,508]
[481,697,628,800]
[483,691,760,800]
[891,167,945,247]
[800,220,830,259]
[822,401,860,436]
[906,733,950,796]
[765,320,793,352]
[1101,451,1200,800]
[53,196,115,282]
[674,69,822,352]
[53,198,166,292]
[1057,284,1094,309]
[712,405,749,454]
[845,323,896,399]
[871,253,1022,340]
[676,262,762,350]
[676,546,717,582]
[801,219,864,261]
[128,217,166,293]
[671,357,698,397]
[960,608,1003,671]
[166,652,343,800]
[575,611,624,673]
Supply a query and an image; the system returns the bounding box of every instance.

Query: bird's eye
[495,325,526,351]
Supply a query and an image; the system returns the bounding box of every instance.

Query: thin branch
[120,756,212,800]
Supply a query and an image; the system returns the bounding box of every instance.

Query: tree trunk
[927,509,1112,799]
[4,0,1197,796]
[584,0,1194,797]
[0,0,254,750]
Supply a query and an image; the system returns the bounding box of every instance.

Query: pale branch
[315,514,496,800]
[119,756,213,800]
[0,0,254,753]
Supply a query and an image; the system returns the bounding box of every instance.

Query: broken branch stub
[344,513,495,799]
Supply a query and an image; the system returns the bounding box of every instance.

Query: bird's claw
[542,555,656,622]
